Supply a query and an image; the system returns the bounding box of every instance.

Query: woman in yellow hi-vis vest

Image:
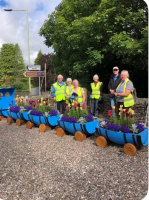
[90,74,103,117]
[114,70,134,109]
[65,78,74,105]
[51,74,66,113]
[70,79,85,104]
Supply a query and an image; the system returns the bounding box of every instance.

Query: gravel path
[0,120,148,200]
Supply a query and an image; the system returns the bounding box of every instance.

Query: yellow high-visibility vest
[74,87,83,103]
[53,82,66,102]
[65,85,74,104]
[116,79,134,107]
[91,82,102,99]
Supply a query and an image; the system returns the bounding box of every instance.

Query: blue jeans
[110,97,116,117]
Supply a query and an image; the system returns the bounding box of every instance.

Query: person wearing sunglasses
[108,66,121,117]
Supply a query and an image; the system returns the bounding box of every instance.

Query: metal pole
[45,63,46,92]
[39,76,41,96]
[26,10,31,96]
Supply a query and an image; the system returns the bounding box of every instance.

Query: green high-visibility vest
[116,79,134,107]
[77,87,83,103]
[65,85,74,104]
[91,82,102,99]
[53,82,66,102]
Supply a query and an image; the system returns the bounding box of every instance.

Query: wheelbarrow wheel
[96,136,107,148]
[123,143,137,156]
[56,127,65,137]
[75,131,86,142]
[16,119,25,126]
[39,124,51,132]
[26,121,34,129]
[7,117,13,124]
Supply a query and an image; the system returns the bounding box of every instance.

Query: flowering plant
[29,97,52,115]
[29,110,43,116]
[100,105,146,134]
[61,100,94,123]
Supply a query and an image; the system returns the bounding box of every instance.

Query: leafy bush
[11,82,24,91]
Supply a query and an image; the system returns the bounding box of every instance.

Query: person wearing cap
[65,78,74,105]
[51,74,66,113]
[108,66,121,117]
[114,70,134,109]
[90,74,103,117]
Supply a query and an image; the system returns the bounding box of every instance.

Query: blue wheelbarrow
[96,126,148,156]
[56,120,99,142]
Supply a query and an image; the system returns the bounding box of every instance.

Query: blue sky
[0,0,62,64]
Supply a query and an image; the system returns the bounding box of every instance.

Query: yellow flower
[112,106,115,109]
[123,109,126,112]
[119,108,122,111]
[131,110,134,115]
[16,97,18,100]
[72,103,74,106]
[68,104,71,107]
[43,101,46,104]
[119,112,121,115]
[129,108,132,113]
[80,107,82,110]
[120,105,123,108]
[40,103,43,106]
[48,99,49,102]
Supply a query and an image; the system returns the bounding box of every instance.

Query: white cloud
[0,0,61,65]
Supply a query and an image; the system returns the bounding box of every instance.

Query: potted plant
[56,101,99,142]
[96,105,148,156]
[7,95,32,125]
[27,97,60,132]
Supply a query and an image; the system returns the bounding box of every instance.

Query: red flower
[63,102,66,105]
[18,99,20,102]
[130,115,134,118]
[26,99,28,102]
[35,100,38,104]
[33,104,36,107]
[110,107,112,110]
[116,103,118,107]
[46,98,49,101]
[39,100,41,103]
[82,103,86,109]
[115,109,116,113]
[77,103,80,107]
[108,110,112,116]
[132,108,135,110]
[126,112,129,117]
[45,102,48,106]
[125,108,129,113]
[67,105,69,109]
[74,103,77,107]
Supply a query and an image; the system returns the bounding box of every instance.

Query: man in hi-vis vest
[90,74,103,117]
[51,74,66,113]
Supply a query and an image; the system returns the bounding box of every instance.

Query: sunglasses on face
[113,69,118,71]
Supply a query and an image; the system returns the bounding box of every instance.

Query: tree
[39,0,148,97]
[0,43,26,87]
[33,50,56,90]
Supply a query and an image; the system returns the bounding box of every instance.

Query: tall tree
[33,50,56,90]
[39,0,148,97]
[0,43,26,86]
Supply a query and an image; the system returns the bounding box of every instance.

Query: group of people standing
[51,66,135,117]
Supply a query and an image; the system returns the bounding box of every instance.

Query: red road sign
[24,71,45,77]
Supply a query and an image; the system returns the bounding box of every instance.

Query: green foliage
[67,107,88,119]
[33,50,56,90]
[0,43,26,87]
[11,82,24,91]
[39,0,148,97]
